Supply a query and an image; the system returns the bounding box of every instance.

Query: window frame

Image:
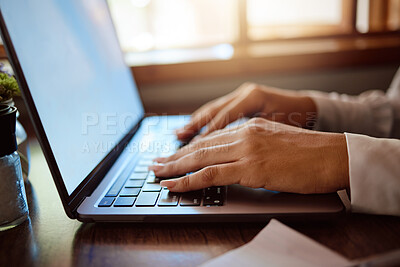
[128,0,400,85]
[236,0,356,44]
[1,0,399,86]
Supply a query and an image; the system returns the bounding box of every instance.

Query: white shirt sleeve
[345,133,400,216]
[303,67,400,138]
[303,67,400,216]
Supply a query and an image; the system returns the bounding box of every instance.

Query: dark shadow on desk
[72,220,265,267]
[25,181,40,223]
[0,182,39,267]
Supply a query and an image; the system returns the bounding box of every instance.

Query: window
[246,0,348,40]
[103,0,400,84]
[108,0,349,53]
[108,0,400,66]
[2,1,397,82]
[108,0,238,52]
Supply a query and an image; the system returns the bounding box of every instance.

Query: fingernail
[175,129,182,135]
[176,128,189,136]
[160,180,176,189]
[148,165,164,172]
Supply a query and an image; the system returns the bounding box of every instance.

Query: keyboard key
[203,196,223,206]
[146,172,160,184]
[105,176,128,197]
[114,197,136,207]
[134,166,148,173]
[204,186,223,196]
[129,172,148,180]
[141,154,158,160]
[158,190,180,206]
[125,179,145,188]
[98,197,115,207]
[135,192,160,207]
[180,190,202,206]
[203,186,224,206]
[142,183,162,192]
[119,187,141,197]
[138,160,153,166]
[159,152,173,158]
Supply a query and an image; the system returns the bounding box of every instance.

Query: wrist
[321,133,350,192]
[256,85,317,128]
[298,96,317,129]
[261,91,317,128]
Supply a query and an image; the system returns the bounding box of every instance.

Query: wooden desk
[1,141,400,267]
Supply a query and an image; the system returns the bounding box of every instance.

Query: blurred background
[1,0,400,128]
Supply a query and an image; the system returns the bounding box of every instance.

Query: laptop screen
[1,0,144,195]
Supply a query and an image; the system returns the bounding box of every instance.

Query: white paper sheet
[200,219,352,267]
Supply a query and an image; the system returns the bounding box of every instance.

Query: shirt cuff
[345,132,400,216]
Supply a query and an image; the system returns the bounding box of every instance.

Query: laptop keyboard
[98,153,225,208]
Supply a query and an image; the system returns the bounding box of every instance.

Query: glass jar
[1,98,30,181]
[0,104,29,231]
[0,151,29,231]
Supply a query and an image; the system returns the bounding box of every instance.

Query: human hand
[175,83,317,140]
[150,118,349,194]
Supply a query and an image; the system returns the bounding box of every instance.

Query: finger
[154,129,238,163]
[201,97,246,136]
[204,120,244,138]
[176,94,237,140]
[175,111,215,140]
[160,162,241,192]
[187,116,248,145]
[151,142,240,177]
[189,135,202,144]
[188,124,240,144]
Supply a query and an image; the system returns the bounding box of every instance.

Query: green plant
[0,63,20,102]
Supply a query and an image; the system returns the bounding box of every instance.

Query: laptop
[0,0,344,222]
